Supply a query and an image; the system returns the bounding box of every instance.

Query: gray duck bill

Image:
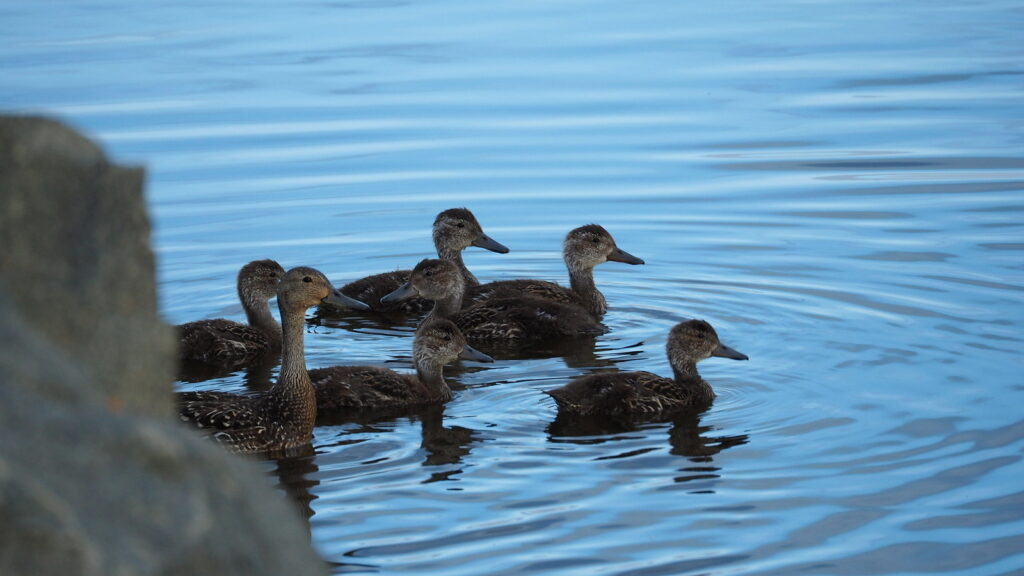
[472,233,510,254]
[459,344,494,363]
[712,342,748,361]
[323,289,370,310]
[607,247,644,265]
[380,281,417,304]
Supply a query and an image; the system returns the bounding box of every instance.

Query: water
[4,0,1023,573]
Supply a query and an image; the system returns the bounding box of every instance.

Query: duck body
[310,366,447,411]
[547,319,748,417]
[177,266,369,453]
[383,259,605,342]
[335,208,508,314]
[466,224,643,318]
[310,318,493,413]
[547,371,710,416]
[177,259,285,366]
[455,294,604,340]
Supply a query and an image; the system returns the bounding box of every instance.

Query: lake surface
[4,0,1023,574]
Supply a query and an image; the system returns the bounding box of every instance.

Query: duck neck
[424,282,465,323]
[568,264,606,317]
[415,358,452,401]
[276,300,312,397]
[242,292,281,345]
[438,245,479,287]
[671,362,714,405]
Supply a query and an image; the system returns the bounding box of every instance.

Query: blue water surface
[3,1,1023,574]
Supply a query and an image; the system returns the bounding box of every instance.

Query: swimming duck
[465,224,643,317]
[177,267,370,453]
[177,259,286,365]
[546,319,748,416]
[382,258,604,340]
[309,318,493,412]
[337,208,509,314]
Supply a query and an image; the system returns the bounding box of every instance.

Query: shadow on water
[548,408,750,485]
[318,404,480,482]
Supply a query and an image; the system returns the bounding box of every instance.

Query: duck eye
[424,270,433,277]
[443,333,452,341]
[303,276,312,283]
[456,222,465,228]
[591,237,601,244]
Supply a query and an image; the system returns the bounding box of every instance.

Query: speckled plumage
[547,320,748,416]
[335,208,508,314]
[177,259,285,365]
[466,224,643,318]
[383,258,605,341]
[309,319,491,413]
[177,266,367,453]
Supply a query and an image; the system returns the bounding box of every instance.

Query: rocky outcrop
[0,116,327,576]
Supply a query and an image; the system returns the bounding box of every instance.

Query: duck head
[278,266,370,311]
[414,318,494,369]
[667,319,748,369]
[563,224,644,272]
[381,258,464,305]
[236,259,286,307]
[433,208,509,255]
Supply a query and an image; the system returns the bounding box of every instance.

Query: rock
[0,116,328,576]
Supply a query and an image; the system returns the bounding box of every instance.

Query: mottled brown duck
[382,258,604,340]
[309,318,492,413]
[337,208,509,314]
[546,319,748,416]
[465,224,643,317]
[177,267,369,453]
[177,259,285,365]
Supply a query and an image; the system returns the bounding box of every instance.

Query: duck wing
[547,371,672,416]
[456,296,604,340]
[466,280,580,308]
[310,365,425,411]
[177,319,270,363]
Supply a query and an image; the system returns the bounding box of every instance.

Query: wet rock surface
[0,116,327,576]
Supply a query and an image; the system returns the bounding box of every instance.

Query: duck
[382,258,604,340]
[176,259,286,365]
[465,224,643,317]
[309,318,493,412]
[336,208,509,314]
[177,267,370,453]
[546,319,748,416]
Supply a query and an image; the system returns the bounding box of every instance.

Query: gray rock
[0,116,328,576]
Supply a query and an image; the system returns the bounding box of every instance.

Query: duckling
[177,259,285,365]
[546,320,748,416]
[177,267,370,453]
[337,208,509,314]
[382,258,604,340]
[309,318,493,412]
[465,224,643,317]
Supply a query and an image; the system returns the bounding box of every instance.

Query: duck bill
[472,233,510,254]
[459,344,494,363]
[607,247,644,265]
[380,281,418,304]
[323,288,370,311]
[712,342,748,361]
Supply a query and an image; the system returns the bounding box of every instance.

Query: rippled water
[5,1,1023,574]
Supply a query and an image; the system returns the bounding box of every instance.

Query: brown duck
[310,318,492,412]
[382,258,604,340]
[337,208,508,314]
[465,224,643,317]
[177,267,369,453]
[546,320,748,416]
[176,259,285,365]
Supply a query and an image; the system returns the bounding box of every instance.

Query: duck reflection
[265,444,319,529]
[318,404,480,483]
[547,408,749,483]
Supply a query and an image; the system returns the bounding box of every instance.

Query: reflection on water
[6,0,1023,573]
